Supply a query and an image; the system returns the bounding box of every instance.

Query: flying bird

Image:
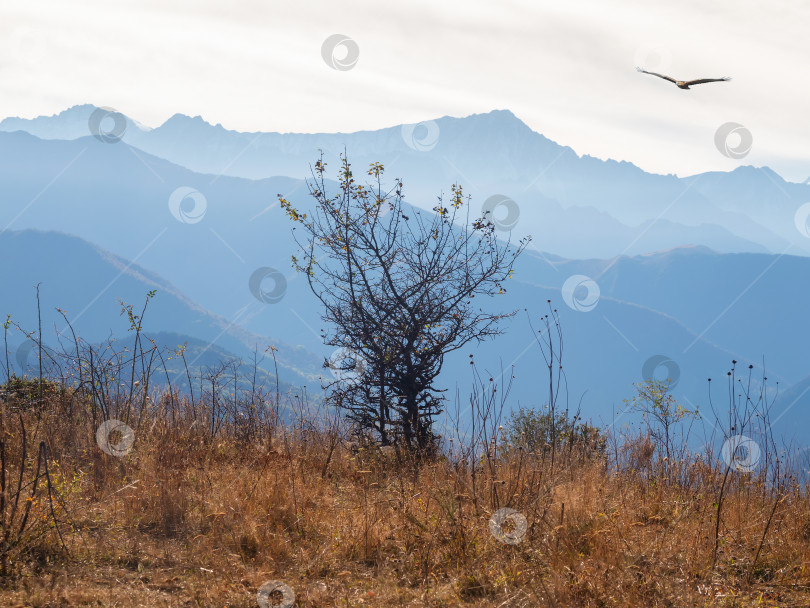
[636,67,731,89]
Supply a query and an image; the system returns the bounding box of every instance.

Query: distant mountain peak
[0,103,151,139]
[467,108,521,121]
[439,108,535,131]
[48,103,99,117]
[1,104,96,123]
[162,113,209,125]
[729,164,783,180]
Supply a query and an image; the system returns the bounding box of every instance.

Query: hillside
[0,229,323,391]
[2,127,809,439]
[0,383,807,606]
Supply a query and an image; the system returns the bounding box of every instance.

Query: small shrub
[504,407,605,457]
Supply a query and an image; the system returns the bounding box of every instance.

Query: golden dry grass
[1,388,809,607]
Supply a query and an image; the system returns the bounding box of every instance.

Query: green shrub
[504,406,605,456]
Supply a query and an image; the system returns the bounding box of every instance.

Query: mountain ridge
[4,104,808,261]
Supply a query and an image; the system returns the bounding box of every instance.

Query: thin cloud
[0,0,807,180]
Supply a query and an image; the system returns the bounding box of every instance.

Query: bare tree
[279,154,528,453]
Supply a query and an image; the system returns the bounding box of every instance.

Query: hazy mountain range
[1,105,808,446]
[0,229,323,392]
[4,104,809,259]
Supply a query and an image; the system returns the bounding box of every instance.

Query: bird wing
[683,77,731,86]
[636,67,677,83]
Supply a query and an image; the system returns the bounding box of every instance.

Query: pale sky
[1,0,808,181]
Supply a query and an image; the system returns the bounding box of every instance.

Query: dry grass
[1,388,809,607]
